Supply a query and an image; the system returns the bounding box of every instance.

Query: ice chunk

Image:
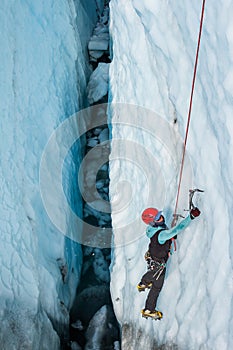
[114,341,120,350]
[98,128,109,142]
[89,50,106,61]
[71,320,84,331]
[84,305,119,350]
[93,127,103,136]
[87,63,109,104]
[88,38,109,51]
[85,305,108,350]
[87,138,99,147]
[96,179,106,189]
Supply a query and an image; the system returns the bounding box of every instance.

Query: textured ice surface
[0,0,104,348]
[109,0,233,349]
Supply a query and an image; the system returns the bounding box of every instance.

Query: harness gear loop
[151,261,166,280]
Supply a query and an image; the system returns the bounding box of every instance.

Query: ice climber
[138,206,201,320]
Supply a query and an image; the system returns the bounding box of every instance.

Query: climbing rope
[172,0,206,227]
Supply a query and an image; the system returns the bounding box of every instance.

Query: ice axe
[189,188,204,211]
[172,188,204,227]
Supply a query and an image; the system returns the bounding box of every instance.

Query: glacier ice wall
[109,1,233,349]
[0,0,104,348]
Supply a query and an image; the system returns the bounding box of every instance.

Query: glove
[190,207,201,220]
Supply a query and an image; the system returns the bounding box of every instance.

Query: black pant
[140,268,166,311]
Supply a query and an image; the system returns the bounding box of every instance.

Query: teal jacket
[146,215,192,244]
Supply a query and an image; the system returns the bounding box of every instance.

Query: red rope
[172,0,206,225]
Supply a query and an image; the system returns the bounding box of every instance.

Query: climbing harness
[145,252,166,280]
[172,0,206,225]
[147,258,166,280]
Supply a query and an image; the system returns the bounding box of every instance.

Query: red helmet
[141,208,162,224]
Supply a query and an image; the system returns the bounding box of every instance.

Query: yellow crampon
[141,309,163,320]
[137,282,152,292]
